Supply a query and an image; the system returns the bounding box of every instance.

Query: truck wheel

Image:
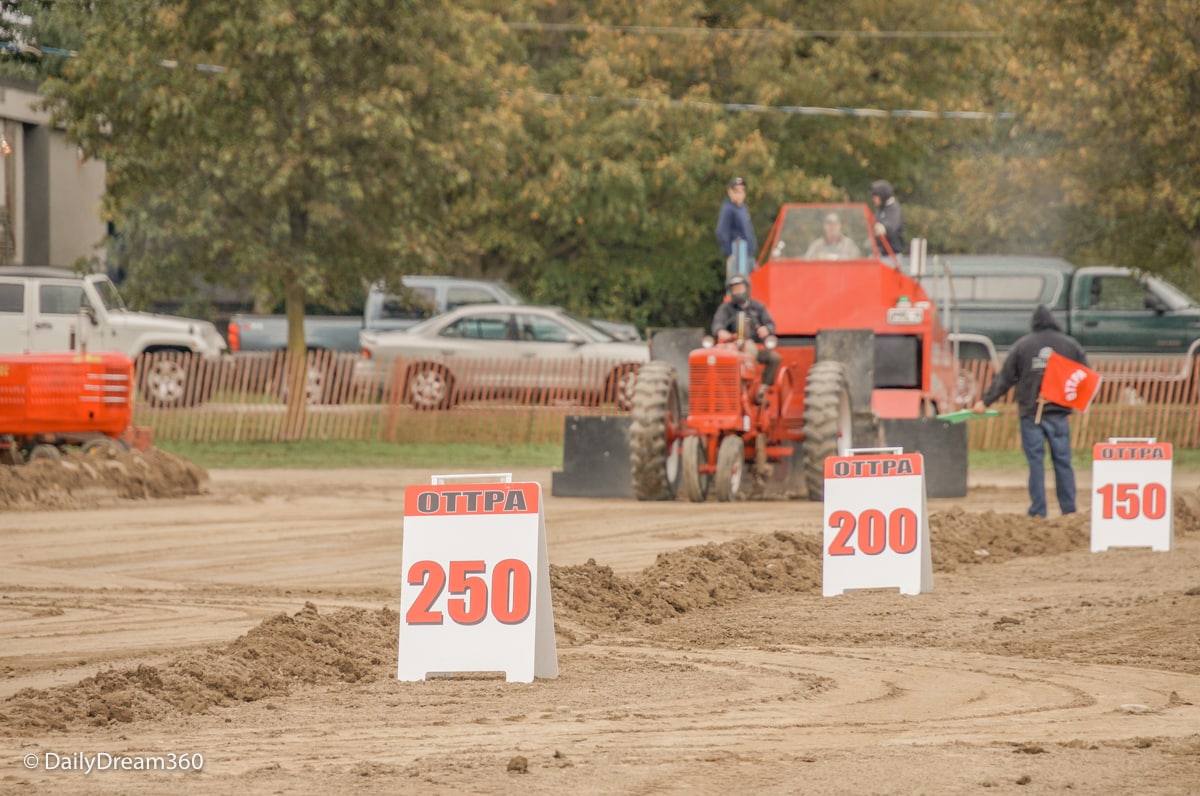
[406,364,456,410]
[629,361,683,501]
[604,364,640,411]
[140,353,200,408]
[713,435,744,502]
[680,436,710,502]
[28,444,61,462]
[802,361,853,502]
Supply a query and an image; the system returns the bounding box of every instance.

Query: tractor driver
[712,275,782,404]
[804,212,862,260]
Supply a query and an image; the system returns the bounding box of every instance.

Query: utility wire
[527,91,1014,121]
[504,21,1001,40]
[3,42,1010,120]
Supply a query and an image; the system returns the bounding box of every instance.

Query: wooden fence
[133,350,631,446]
[133,352,1200,449]
[958,356,1200,450]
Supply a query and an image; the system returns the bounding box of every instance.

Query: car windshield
[1147,275,1199,310]
[406,313,449,335]
[578,318,617,342]
[493,282,525,303]
[408,308,619,342]
[89,276,128,311]
[767,206,878,261]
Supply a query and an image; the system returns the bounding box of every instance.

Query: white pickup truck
[0,266,227,407]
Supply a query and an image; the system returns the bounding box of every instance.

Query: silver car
[357,304,648,409]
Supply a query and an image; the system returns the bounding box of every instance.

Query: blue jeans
[1019,414,1076,517]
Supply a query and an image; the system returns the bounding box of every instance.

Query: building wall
[0,78,106,268]
[47,130,105,267]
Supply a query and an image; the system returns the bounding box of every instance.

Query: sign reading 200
[827,508,919,556]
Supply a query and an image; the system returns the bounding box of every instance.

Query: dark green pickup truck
[917,255,1200,362]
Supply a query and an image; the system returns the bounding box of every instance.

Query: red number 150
[1097,482,1166,520]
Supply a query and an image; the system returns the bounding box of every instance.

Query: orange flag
[1039,350,1101,412]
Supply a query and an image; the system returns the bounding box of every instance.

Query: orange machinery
[628,202,966,502]
[0,351,150,464]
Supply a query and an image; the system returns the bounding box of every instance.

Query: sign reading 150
[1096,482,1167,520]
[827,508,919,556]
[405,559,532,625]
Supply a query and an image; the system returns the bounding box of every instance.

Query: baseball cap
[728,177,746,188]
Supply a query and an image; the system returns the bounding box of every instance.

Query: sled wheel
[28,444,61,462]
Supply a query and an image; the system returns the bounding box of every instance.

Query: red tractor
[0,351,148,464]
[629,202,962,501]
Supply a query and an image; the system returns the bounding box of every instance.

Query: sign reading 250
[405,559,532,625]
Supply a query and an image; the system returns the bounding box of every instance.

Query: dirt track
[2,458,1199,794]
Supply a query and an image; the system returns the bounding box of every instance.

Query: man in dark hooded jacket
[973,305,1089,517]
[870,179,905,255]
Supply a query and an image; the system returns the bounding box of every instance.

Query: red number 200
[405,559,532,626]
[827,508,919,556]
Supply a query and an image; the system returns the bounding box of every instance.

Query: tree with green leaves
[974,0,1200,289]
[0,2,89,90]
[41,0,521,427]
[489,0,1007,328]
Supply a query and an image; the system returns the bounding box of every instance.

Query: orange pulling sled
[0,352,151,464]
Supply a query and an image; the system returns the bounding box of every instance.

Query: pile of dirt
[551,531,823,630]
[0,603,396,732]
[928,509,1090,572]
[550,493,1200,629]
[5,490,1197,732]
[0,448,207,509]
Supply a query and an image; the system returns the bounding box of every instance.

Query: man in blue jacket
[716,177,757,279]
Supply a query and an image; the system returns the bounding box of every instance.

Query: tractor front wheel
[713,435,745,502]
[802,361,853,502]
[629,361,683,501]
[680,436,710,502]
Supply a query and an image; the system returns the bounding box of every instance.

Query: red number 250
[405,559,532,626]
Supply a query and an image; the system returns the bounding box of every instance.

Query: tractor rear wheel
[629,361,683,501]
[680,436,710,502]
[802,361,853,502]
[713,435,744,502]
